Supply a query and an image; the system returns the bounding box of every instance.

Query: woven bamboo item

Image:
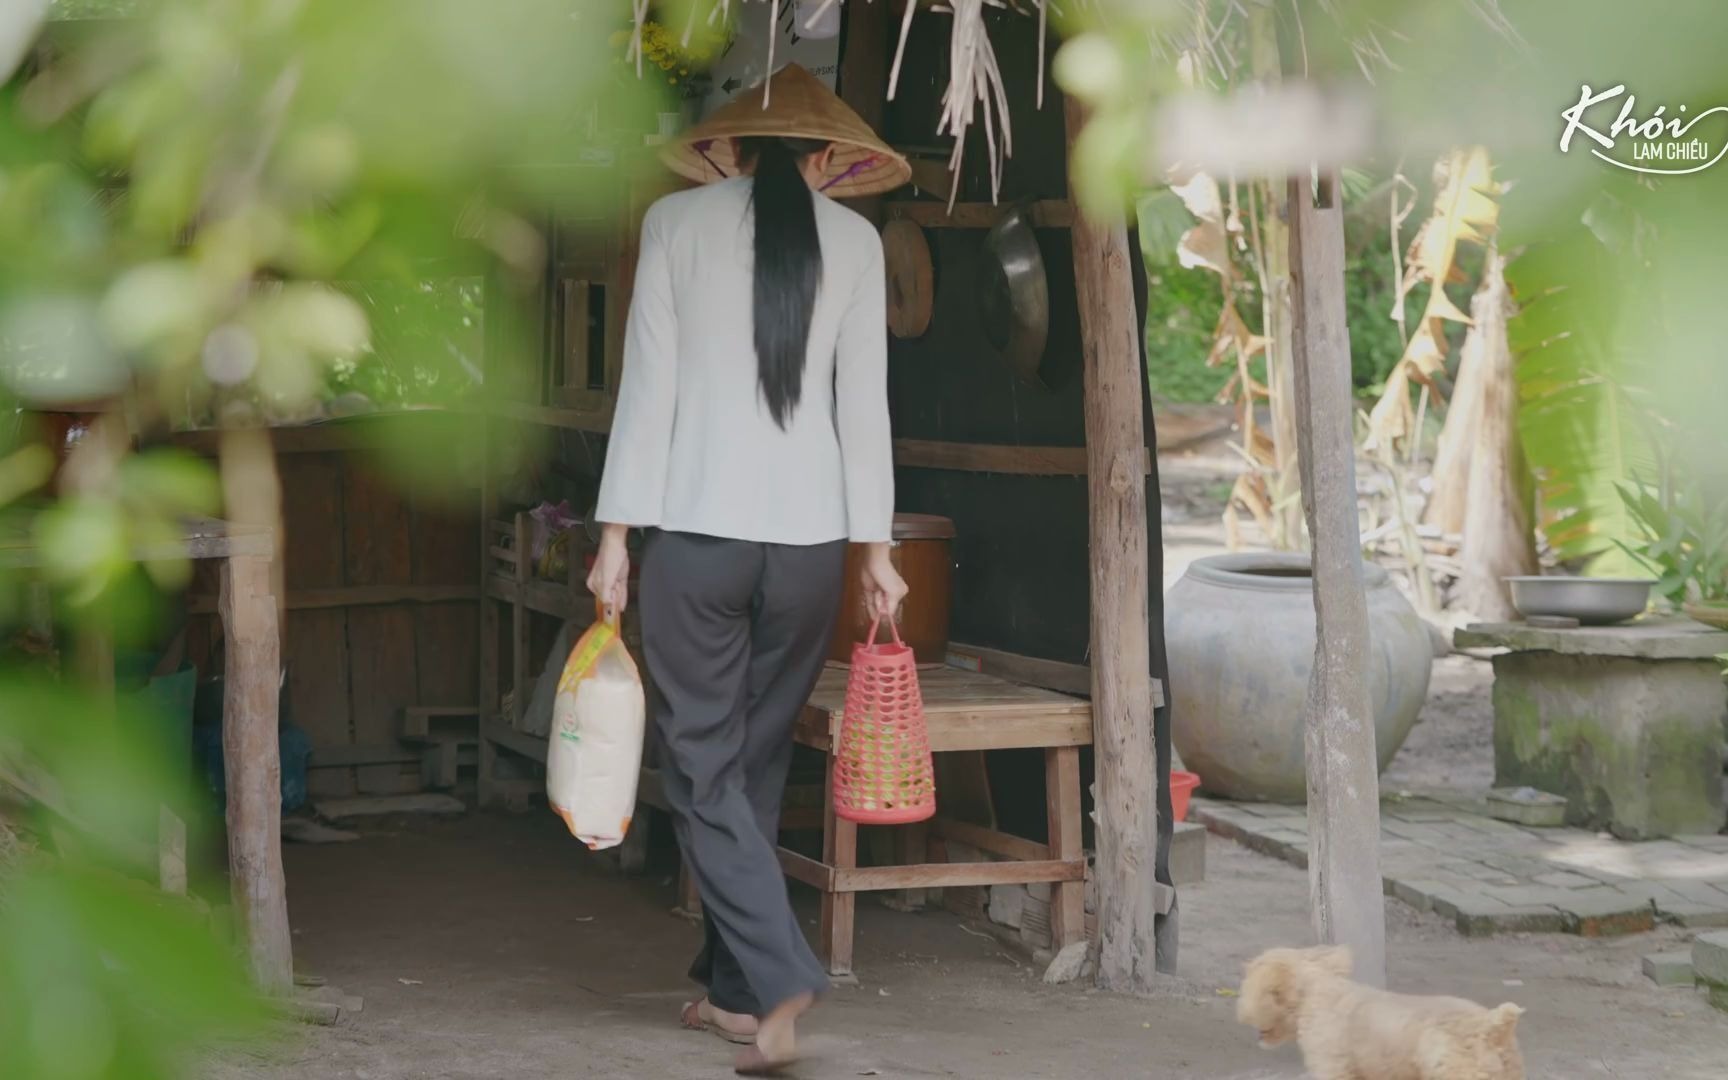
[662,63,910,198]
[832,615,936,825]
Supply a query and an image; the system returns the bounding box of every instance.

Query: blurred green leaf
[116,448,219,516]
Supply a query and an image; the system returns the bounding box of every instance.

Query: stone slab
[1457,904,1570,937]
[1457,616,1728,660]
[1642,950,1695,987]
[1693,931,1728,986]
[1486,787,1568,828]
[1656,902,1728,929]
[1709,984,1728,1014]
[1196,795,1728,940]
[1557,887,1657,936]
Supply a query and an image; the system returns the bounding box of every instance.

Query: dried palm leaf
[1365,145,1499,451]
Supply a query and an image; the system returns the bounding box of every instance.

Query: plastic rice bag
[546,601,645,850]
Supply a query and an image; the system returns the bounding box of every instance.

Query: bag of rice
[546,600,645,850]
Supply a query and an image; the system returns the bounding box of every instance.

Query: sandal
[680,999,757,1045]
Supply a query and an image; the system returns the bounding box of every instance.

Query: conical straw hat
[663,63,910,199]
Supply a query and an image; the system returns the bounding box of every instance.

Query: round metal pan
[977,204,1049,388]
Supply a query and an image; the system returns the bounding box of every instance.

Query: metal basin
[1505,576,1653,625]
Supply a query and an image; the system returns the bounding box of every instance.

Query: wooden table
[779,664,1092,976]
[0,516,292,991]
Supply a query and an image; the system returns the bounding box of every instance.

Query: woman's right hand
[861,543,909,622]
[586,524,631,617]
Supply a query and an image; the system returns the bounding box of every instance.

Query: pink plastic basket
[832,616,936,825]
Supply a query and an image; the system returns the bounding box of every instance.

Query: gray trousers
[639,529,844,1016]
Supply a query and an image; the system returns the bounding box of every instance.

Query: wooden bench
[778,664,1091,976]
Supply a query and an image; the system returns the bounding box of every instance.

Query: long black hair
[738,135,827,429]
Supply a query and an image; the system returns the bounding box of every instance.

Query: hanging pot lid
[976,205,1049,387]
[883,219,934,339]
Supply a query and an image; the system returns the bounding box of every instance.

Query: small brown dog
[1237,945,1525,1080]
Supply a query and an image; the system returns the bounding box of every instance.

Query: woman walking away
[586,64,912,1075]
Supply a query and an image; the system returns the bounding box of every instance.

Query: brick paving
[1193,795,1728,937]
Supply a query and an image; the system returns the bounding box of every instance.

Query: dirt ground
[204,803,1728,1080]
[1383,653,1500,798]
[205,445,1728,1078]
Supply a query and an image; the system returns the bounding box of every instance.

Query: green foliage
[334,277,484,407]
[1,680,268,1079]
[1137,186,1411,404]
[1504,190,1658,576]
[1615,462,1728,605]
[1,5,670,1077]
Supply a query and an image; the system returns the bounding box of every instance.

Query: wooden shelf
[486,572,587,620]
[486,402,613,433]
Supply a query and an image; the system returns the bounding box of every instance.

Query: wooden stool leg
[819,771,857,976]
[895,821,929,910]
[676,857,702,917]
[1046,746,1085,950]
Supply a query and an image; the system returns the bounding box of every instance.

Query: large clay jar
[1167,552,1433,802]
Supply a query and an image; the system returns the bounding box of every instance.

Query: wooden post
[1287,172,1387,987]
[219,552,294,991]
[511,513,531,727]
[838,0,890,227]
[819,761,859,976]
[1065,96,1161,992]
[475,469,498,806]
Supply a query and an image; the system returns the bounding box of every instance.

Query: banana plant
[1614,461,1728,606]
[1365,146,1499,456]
[1501,189,1658,576]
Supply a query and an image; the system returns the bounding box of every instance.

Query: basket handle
[865,612,904,648]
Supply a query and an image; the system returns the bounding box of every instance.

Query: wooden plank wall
[873,12,1172,848]
[185,425,479,797]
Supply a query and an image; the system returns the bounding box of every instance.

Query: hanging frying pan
[976,204,1049,387]
[883,218,934,339]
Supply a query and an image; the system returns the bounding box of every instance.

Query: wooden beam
[186,583,476,615]
[777,848,836,891]
[835,859,1082,892]
[307,743,424,769]
[488,401,613,433]
[220,553,294,991]
[885,200,1075,230]
[170,423,401,456]
[945,641,1166,707]
[1066,94,1162,991]
[838,0,891,226]
[928,817,1049,863]
[893,439,1152,476]
[1289,171,1387,987]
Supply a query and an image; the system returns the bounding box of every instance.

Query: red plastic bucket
[831,616,936,825]
[1170,771,1202,823]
